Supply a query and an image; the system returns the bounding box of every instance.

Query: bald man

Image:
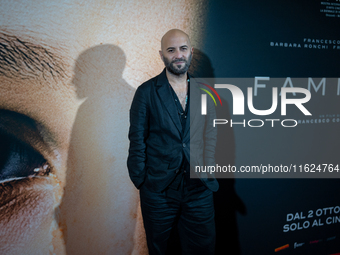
[128,29,218,254]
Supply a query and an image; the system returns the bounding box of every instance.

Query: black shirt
[168,78,203,190]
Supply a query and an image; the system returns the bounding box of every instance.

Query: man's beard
[163,52,192,75]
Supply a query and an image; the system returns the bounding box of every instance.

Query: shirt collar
[156,68,191,87]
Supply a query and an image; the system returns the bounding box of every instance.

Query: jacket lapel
[156,69,182,134]
[183,76,200,138]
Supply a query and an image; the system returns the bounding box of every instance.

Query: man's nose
[174,50,182,59]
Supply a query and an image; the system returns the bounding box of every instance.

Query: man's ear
[191,47,194,55]
[159,50,163,61]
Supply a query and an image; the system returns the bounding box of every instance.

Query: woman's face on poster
[0,0,203,254]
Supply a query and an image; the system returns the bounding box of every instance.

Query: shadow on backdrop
[57,45,143,254]
[214,96,246,255]
[166,49,245,254]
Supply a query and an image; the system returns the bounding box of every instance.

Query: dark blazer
[127,69,219,192]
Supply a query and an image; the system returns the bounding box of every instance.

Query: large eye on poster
[0,0,207,254]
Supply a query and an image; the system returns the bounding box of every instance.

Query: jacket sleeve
[127,85,149,189]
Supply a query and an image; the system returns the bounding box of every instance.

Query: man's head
[159,29,193,75]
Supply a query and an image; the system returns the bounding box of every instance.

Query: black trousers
[139,177,216,255]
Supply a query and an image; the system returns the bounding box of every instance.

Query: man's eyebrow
[166,45,189,51]
[0,31,68,82]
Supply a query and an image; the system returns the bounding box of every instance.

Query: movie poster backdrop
[0,0,339,254]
